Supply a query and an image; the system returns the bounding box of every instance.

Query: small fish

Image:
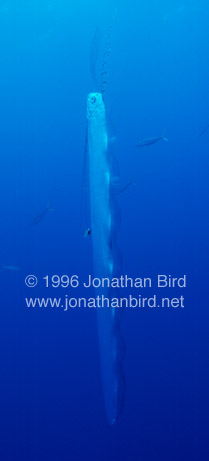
[1,264,20,272]
[31,203,53,226]
[136,135,168,148]
[84,228,91,238]
[197,123,209,137]
[114,180,136,195]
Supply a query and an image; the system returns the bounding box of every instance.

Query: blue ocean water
[0,0,209,459]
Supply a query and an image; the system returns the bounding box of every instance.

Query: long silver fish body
[87,92,125,424]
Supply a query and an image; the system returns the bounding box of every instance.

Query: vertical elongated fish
[87,92,125,424]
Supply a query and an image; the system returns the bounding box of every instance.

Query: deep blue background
[0,1,209,460]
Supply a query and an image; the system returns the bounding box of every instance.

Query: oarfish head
[87,92,104,119]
